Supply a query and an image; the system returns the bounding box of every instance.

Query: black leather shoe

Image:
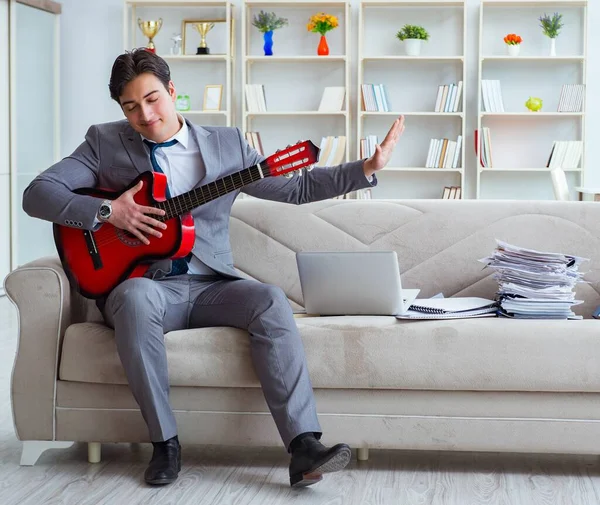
[144,436,181,485]
[289,436,351,488]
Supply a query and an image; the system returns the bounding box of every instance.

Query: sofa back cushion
[229,199,600,319]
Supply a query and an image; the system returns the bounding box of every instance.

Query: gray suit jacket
[23,119,376,280]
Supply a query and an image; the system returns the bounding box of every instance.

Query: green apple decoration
[525,96,543,112]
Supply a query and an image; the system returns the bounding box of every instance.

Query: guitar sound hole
[115,228,144,247]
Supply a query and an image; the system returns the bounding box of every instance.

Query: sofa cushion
[59,317,600,392]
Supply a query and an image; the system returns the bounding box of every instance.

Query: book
[318,87,346,112]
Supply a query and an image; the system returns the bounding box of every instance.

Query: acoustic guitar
[53,140,319,299]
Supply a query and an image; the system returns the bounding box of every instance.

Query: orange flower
[307,12,339,35]
[504,33,523,45]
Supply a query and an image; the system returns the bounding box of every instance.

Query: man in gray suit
[23,49,405,487]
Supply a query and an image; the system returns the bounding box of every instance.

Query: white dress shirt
[140,117,215,275]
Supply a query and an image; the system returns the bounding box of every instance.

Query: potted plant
[396,24,429,56]
[307,13,339,56]
[252,10,288,56]
[539,12,564,56]
[504,33,523,56]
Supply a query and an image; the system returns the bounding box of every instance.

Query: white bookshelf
[358,0,467,200]
[476,0,588,200]
[123,0,234,127]
[241,0,350,161]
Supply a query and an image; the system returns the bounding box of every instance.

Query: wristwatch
[97,200,113,222]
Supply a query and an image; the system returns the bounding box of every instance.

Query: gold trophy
[138,18,163,53]
[193,22,215,54]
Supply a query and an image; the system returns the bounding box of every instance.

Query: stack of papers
[479,240,588,319]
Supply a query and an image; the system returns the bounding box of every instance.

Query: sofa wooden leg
[20,441,74,466]
[357,447,369,461]
[88,442,101,463]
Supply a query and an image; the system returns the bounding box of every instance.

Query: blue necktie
[144,138,189,276]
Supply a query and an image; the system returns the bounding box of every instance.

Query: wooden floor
[2,296,600,504]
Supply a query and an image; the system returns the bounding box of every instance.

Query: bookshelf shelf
[358,0,466,200]
[245,0,347,5]
[362,0,464,5]
[482,1,586,6]
[362,56,464,61]
[481,112,585,117]
[385,167,464,172]
[123,0,235,126]
[160,54,229,61]
[180,110,228,115]
[480,168,583,172]
[245,111,348,116]
[242,0,351,172]
[245,56,347,62]
[361,112,463,117]
[476,0,588,200]
[482,56,585,61]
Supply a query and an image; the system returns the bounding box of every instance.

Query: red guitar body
[53,171,195,299]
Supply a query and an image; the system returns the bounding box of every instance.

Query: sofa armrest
[3,256,73,441]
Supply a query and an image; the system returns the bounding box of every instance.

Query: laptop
[296,251,420,316]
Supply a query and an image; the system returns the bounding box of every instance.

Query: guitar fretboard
[156,164,264,220]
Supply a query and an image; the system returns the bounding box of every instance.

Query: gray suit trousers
[102,274,321,449]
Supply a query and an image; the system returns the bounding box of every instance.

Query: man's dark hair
[109,48,171,104]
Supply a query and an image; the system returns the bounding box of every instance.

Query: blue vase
[263,30,274,56]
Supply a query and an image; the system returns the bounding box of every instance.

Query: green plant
[539,12,564,38]
[396,24,429,41]
[252,11,288,33]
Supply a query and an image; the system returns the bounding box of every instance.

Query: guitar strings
[91,171,266,248]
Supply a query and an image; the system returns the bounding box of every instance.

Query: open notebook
[396,297,498,320]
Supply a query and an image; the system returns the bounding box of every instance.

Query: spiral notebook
[396,297,498,320]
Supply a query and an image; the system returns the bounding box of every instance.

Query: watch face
[100,203,111,218]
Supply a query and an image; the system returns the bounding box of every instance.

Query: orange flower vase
[317,35,329,56]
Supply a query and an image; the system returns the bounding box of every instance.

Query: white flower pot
[550,38,557,56]
[507,44,520,57]
[404,39,422,56]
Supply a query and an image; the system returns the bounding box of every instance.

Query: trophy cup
[193,22,215,55]
[138,18,163,53]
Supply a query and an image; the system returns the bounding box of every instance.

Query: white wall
[59,0,600,196]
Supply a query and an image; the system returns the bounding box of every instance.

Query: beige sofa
[5,199,600,466]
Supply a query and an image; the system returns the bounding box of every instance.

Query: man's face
[119,72,178,142]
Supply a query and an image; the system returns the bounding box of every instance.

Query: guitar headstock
[262,140,320,178]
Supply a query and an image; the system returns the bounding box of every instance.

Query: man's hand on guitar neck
[107,180,167,245]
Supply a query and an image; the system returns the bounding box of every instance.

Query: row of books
[546,141,583,169]
[244,131,265,156]
[442,186,462,199]
[316,136,347,167]
[475,127,494,168]
[361,84,391,112]
[557,85,585,112]
[434,82,463,113]
[245,84,267,112]
[360,134,378,158]
[425,136,463,169]
[481,80,505,113]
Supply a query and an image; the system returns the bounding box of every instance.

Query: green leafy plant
[396,24,429,41]
[252,11,288,33]
[539,12,564,38]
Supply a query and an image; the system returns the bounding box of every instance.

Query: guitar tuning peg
[275,149,281,153]
[297,140,302,144]
[305,165,314,172]
[286,144,291,149]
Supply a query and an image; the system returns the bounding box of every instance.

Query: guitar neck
[156,163,265,219]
